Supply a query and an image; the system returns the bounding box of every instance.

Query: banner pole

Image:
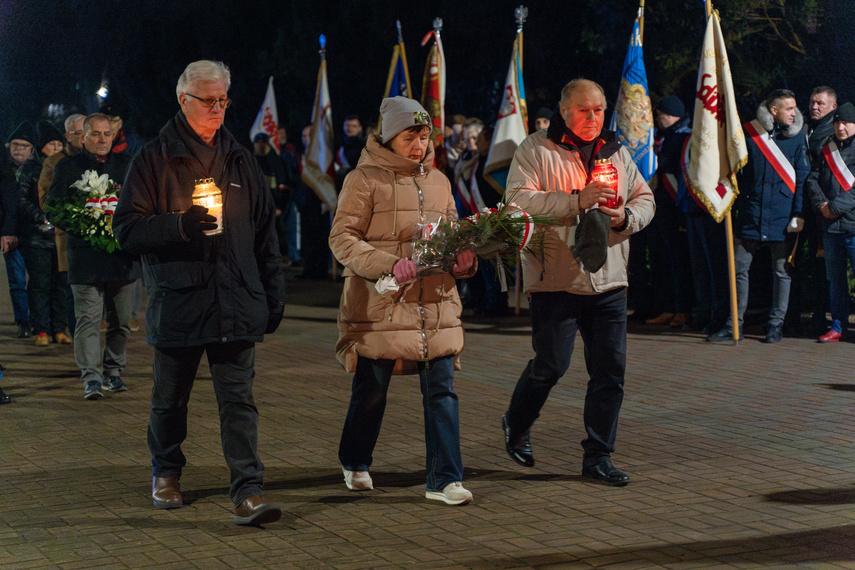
[705,0,739,343]
[639,0,645,44]
[725,211,740,342]
[513,5,528,316]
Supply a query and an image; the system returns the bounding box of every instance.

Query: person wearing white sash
[805,102,855,342]
[707,89,810,344]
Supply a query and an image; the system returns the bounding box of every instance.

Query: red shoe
[819,330,844,343]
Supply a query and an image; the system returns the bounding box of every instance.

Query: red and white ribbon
[84,195,119,215]
[822,140,855,192]
[744,119,796,194]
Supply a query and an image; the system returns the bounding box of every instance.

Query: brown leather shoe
[234,495,282,526]
[645,312,675,325]
[54,332,73,344]
[152,476,183,509]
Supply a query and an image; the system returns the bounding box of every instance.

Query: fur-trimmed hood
[755,100,804,138]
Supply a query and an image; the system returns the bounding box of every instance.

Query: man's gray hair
[64,113,85,133]
[83,113,111,132]
[175,60,231,103]
[559,79,607,109]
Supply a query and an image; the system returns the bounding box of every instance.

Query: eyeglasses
[9,142,32,149]
[68,130,84,135]
[185,93,232,109]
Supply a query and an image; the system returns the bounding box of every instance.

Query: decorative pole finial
[319,34,326,58]
[433,17,443,36]
[396,20,403,44]
[515,5,528,32]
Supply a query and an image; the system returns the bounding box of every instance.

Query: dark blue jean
[822,229,855,333]
[339,355,463,492]
[4,248,29,325]
[21,246,67,335]
[148,341,263,506]
[686,213,729,329]
[506,288,627,467]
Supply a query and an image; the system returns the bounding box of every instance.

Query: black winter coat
[806,113,835,167]
[0,157,18,237]
[805,135,855,236]
[16,156,55,250]
[46,149,140,284]
[113,114,285,348]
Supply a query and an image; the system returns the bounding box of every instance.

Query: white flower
[70,170,113,196]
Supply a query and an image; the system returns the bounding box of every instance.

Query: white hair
[175,60,231,103]
[64,113,85,133]
[559,78,607,110]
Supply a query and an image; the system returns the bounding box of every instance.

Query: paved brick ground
[2,263,855,569]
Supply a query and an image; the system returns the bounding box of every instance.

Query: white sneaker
[425,481,472,505]
[342,467,373,491]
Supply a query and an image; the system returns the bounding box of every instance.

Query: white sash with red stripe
[744,119,796,194]
[822,140,855,192]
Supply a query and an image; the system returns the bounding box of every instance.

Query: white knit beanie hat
[380,97,432,143]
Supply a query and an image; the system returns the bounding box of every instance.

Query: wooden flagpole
[705,0,740,343]
[514,5,528,316]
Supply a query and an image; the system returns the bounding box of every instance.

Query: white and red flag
[249,76,280,153]
[483,32,528,195]
[686,10,748,223]
[420,23,446,149]
[302,35,337,212]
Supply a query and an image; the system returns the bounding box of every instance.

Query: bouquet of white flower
[47,170,122,253]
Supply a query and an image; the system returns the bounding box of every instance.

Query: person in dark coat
[0,163,17,404]
[805,102,855,342]
[47,114,140,398]
[3,122,34,337]
[707,89,810,344]
[793,86,838,335]
[19,121,70,346]
[644,95,694,328]
[112,60,286,527]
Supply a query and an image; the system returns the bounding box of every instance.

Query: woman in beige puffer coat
[329,97,476,505]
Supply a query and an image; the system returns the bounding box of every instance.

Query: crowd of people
[2,58,854,525]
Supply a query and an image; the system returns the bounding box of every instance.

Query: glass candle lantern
[191,178,223,235]
[590,159,618,209]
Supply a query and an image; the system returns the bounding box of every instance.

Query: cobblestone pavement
[2,264,854,569]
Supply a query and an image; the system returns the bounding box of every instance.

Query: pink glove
[453,250,476,274]
[392,258,418,283]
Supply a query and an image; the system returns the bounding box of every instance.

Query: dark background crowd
[1,0,852,144]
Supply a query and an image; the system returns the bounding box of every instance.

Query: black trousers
[148,341,263,506]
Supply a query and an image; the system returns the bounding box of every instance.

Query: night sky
[0,0,848,147]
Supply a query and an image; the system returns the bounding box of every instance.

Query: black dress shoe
[582,460,630,486]
[501,414,534,467]
[17,324,31,339]
[764,323,783,344]
[234,495,282,526]
[0,388,10,405]
[705,328,733,343]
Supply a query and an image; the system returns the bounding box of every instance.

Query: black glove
[265,310,283,334]
[180,205,217,238]
[572,209,611,273]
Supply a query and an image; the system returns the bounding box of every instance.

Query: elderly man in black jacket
[47,113,140,399]
[113,60,286,527]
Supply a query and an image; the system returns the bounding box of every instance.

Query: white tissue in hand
[375,274,401,295]
[788,217,803,232]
